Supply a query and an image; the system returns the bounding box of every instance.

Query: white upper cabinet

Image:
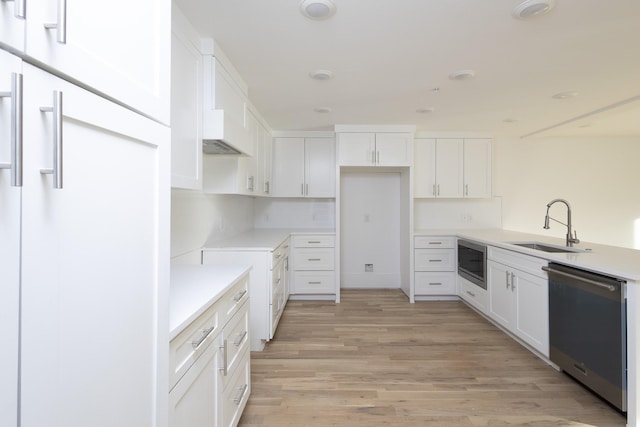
[171,5,202,190]
[272,137,335,198]
[6,0,171,124]
[338,132,412,166]
[463,138,492,198]
[414,137,491,198]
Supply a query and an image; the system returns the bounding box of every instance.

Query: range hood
[201,51,253,156]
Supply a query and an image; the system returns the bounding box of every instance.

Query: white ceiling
[173,0,640,138]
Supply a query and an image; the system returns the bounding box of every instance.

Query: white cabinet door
[20,64,169,427]
[375,133,412,166]
[25,0,170,123]
[169,341,219,427]
[305,138,335,197]
[272,137,305,197]
[337,132,375,166]
[171,17,203,190]
[435,139,463,198]
[413,138,436,198]
[0,0,25,51]
[514,270,549,356]
[463,138,492,198]
[260,124,273,195]
[0,50,21,427]
[488,260,516,330]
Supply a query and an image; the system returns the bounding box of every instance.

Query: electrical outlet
[365,264,373,272]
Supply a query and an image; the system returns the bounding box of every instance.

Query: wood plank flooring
[238,289,626,427]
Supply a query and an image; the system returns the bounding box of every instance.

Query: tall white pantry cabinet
[0,2,171,427]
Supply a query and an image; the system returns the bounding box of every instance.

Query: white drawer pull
[429,282,443,286]
[307,240,321,244]
[219,339,228,376]
[234,330,248,347]
[428,259,442,262]
[191,326,215,350]
[233,290,248,302]
[428,242,443,245]
[466,290,476,297]
[308,281,321,285]
[308,258,321,261]
[234,384,249,405]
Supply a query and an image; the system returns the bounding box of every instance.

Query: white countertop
[203,228,335,251]
[415,228,640,281]
[169,264,251,340]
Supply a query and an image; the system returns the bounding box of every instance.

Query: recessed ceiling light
[309,69,334,80]
[300,0,336,20]
[448,70,476,81]
[314,107,332,113]
[429,87,440,93]
[512,0,556,20]
[416,107,435,114]
[552,91,579,100]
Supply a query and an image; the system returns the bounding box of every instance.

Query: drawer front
[415,272,457,295]
[294,248,335,270]
[488,246,548,278]
[169,302,220,390]
[458,275,488,313]
[220,304,250,388]
[293,235,335,248]
[293,271,336,294]
[414,235,456,249]
[414,249,455,271]
[271,239,290,268]
[221,349,250,427]
[219,273,250,327]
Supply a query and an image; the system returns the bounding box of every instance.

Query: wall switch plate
[365,264,373,272]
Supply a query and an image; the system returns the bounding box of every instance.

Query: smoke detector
[309,69,334,80]
[300,0,336,20]
[512,0,556,19]
[448,69,476,81]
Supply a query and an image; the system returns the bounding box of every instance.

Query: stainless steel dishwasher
[545,263,627,412]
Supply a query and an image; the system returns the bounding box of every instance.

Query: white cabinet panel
[305,137,336,197]
[337,132,374,165]
[415,272,457,295]
[24,0,170,123]
[338,132,411,166]
[291,234,336,296]
[19,64,169,427]
[413,235,456,297]
[375,133,412,166]
[0,49,21,427]
[0,0,25,51]
[414,249,456,271]
[463,138,492,198]
[272,137,305,197]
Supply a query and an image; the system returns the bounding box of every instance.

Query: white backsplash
[414,198,502,230]
[253,198,336,229]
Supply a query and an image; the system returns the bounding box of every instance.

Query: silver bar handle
[308,258,321,261]
[233,384,248,405]
[437,184,440,196]
[191,326,215,350]
[429,282,443,286]
[219,339,228,376]
[428,259,442,262]
[307,241,321,244]
[233,330,248,347]
[308,281,321,285]
[510,272,516,290]
[264,180,270,194]
[371,150,375,164]
[2,0,26,19]
[301,183,304,196]
[305,183,308,196]
[465,184,469,196]
[428,242,442,245]
[43,0,67,44]
[233,289,247,302]
[0,73,23,187]
[542,266,617,292]
[505,270,510,288]
[39,91,63,189]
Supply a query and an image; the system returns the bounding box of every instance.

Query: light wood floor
[238,289,626,427]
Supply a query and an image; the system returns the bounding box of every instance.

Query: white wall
[414,198,502,229]
[170,190,254,262]
[493,136,640,249]
[340,172,402,288]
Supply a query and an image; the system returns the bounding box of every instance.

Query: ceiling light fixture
[448,69,476,81]
[503,118,519,123]
[314,107,332,113]
[300,0,336,20]
[552,91,579,100]
[512,0,556,19]
[309,69,334,80]
[416,107,435,114]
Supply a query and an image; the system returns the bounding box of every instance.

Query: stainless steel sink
[509,242,585,253]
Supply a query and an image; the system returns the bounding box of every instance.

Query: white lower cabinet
[202,237,290,351]
[414,236,457,296]
[458,275,489,313]
[291,235,336,295]
[169,277,250,427]
[487,246,549,356]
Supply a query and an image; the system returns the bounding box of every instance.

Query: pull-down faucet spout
[544,198,580,247]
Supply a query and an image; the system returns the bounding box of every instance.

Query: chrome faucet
[543,198,580,247]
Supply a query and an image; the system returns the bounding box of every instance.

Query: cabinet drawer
[293,235,335,248]
[221,349,250,427]
[414,236,456,249]
[220,304,249,388]
[219,274,249,327]
[488,246,548,278]
[415,272,457,295]
[458,275,488,313]
[414,249,455,271]
[294,248,335,270]
[170,301,220,390]
[271,239,290,268]
[293,271,336,294]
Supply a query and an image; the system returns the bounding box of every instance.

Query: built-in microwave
[457,239,487,289]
